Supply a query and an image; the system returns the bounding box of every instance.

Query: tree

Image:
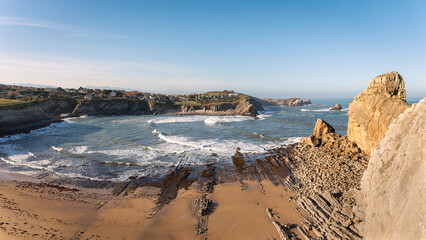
[7,91,19,99]
[22,96,32,102]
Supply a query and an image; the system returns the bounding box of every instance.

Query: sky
[0,0,425,98]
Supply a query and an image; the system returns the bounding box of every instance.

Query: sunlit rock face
[347,71,410,154]
[361,98,426,240]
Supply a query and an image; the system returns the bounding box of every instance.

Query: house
[84,94,93,100]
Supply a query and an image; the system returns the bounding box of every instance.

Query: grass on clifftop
[0,98,23,106]
[0,98,34,110]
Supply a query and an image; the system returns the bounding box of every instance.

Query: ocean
[0,98,411,182]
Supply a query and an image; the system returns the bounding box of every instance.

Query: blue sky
[0,0,425,98]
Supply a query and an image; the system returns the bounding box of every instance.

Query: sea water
[0,98,381,181]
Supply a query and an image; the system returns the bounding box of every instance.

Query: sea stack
[361,98,426,240]
[330,104,342,111]
[347,71,410,154]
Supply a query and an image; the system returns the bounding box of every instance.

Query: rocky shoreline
[0,93,269,137]
[0,71,424,239]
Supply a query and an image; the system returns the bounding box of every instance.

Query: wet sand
[0,170,312,240]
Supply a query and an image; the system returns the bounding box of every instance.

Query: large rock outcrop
[180,96,263,117]
[0,104,60,137]
[260,97,311,106]
[361,97,426,240]
[348,71,410,154]
[71,99,151,116]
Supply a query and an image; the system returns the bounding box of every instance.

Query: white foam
[63,115,89,123]
[152,115,207,124]
[0,153,50,171]
[204,116,252,125]
[154,130,203,148]
[151,127,298,156]
[257,114,272,120]
[283,137,303,144]
[69,146,88,154]
[301,108,331,112]
[0,121,71,143]
[51,146,64,152]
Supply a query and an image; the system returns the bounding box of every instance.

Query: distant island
[0,84,310,137]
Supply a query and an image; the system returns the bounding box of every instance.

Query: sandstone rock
[321,133,341,144]
[313,119,335,139]
[301,135,320,147]
[347,71,410,154]
[330,104,342,111]
[361,98,426,240]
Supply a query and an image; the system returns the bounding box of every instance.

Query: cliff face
[361,98,426,240]
[71,99,151,116]
[0,94,263,137]
[180,96,262,117]
[38,98,78,116]
[260,97,311,106]
[0,104,60,137]
[347,72,410,154]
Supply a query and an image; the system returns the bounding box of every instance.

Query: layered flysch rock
[0,104,60,137]
[180,96,263,117]
[260,97,311,106]
[361,97,426,240]
[348,71,410,154]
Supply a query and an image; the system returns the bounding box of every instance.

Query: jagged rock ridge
[348,71,410,154]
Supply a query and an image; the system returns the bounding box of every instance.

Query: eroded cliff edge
[347,71,410,154]
[360,98,426,240]
[0,94,263,137]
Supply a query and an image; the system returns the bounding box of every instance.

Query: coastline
[0,137,365,239]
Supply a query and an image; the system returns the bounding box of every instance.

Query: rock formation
[348,71,410,154]
[180,95,263,117]
[0,103,60,137]
[361,98,426,240]
[0,93,264,137]
[330,104,342,111]
[260,97,311,106]
[71,99,151,116]
[312,119,335,138]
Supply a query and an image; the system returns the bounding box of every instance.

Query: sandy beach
[0,169,313,240]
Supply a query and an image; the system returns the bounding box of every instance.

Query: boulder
[313,119,335,139]
[303,99,312,105]
[347,71,410,154]
[330,104,342,111]
[301,135,320,147]
[361,98,426,240]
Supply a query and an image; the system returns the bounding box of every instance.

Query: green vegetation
[0,98,34,110]
[0,98,22,106]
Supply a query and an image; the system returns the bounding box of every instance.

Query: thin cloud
[0,16,130,39]
[0,55,238,93]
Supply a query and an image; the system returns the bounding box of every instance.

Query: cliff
[38,98,78,116]
[71,99,151,116]
[0,103,60,137]
[260,97,311,106]
[347,71,410,154]
[360,98,426,240]
[179,95,263,117]
[0,93,263,137]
